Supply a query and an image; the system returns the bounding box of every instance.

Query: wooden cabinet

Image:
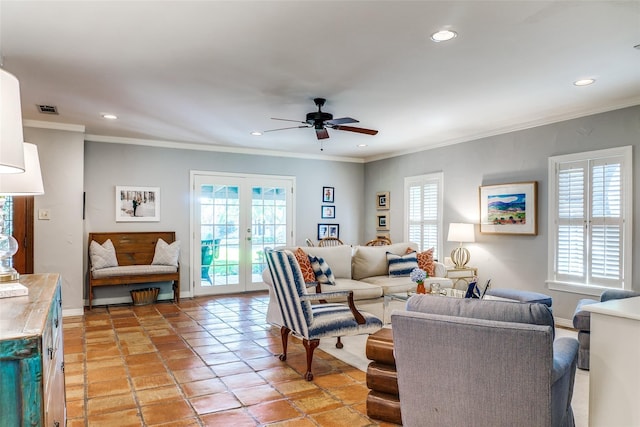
[0,274,66,427]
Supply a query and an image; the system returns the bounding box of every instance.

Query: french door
[192,172,294,296]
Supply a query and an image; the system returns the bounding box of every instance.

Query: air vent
[37,104,58,114]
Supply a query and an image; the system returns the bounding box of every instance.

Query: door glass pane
[251,185,287,283]
[200,184,240,287]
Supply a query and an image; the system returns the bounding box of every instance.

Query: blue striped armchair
[265,248,383,380]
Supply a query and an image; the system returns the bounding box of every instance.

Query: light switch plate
[38,209,51,220]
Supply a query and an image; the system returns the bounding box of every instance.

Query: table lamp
[447,223,475,268]
[0,143,45,284]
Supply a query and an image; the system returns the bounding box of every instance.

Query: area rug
[319,305,590,427]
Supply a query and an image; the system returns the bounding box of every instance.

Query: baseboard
[85,291,175,308]
[63,308,84,317]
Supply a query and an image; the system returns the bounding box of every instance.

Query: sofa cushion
[305,245,353,279]
[352,242,418,280]
[309,255,336,285]
[406,295,555,332]
[89,239,119,270]
[386,251,418,277]
[293,248,317,283]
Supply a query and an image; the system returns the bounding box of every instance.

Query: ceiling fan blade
[316,128,330,140]
[326,117,359,125]
[271,117,308,124]
[333,125,378,135]
[263,125,310,133]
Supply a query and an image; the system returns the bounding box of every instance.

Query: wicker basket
[130,287,160,306]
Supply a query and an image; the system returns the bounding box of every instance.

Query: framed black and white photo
[321,205,335,219]
[116,186,160,222]
[376,213,389,230]
[376,191,390,210]
[322,186,335,203]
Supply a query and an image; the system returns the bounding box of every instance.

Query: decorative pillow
[407,247,435,277]
[151,238,180,266]
[308,255,336,285]
[387,251,418,277]
[89,239,118,270]
[294,248,317,283]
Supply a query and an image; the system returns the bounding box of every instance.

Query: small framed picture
[318,223,340,240]
[322,187,335,203]
[376,191,390,210]
[115,186,160,222]
[321,205,335,219]
[376,213,389,230]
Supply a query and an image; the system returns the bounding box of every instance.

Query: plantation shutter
[406,174,441,260]
[554,154,624,287]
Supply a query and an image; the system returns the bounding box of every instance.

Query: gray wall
[24,126,85,314]
[364,105,640,321]
[82,142,365,304]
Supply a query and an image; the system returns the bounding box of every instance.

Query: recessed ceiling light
[101,113,118,120]
[574,79,595,87]
[431,30,457,42]
[357,144,368,148]
[251,131,262,136]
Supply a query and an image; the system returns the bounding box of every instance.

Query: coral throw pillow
[294,248,317,283]
[407,247,435,277]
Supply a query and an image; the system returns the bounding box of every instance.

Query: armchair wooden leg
[336,337,343,349]
[279,327,291,362]
[302,339,320,381]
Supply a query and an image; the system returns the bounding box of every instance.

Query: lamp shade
[0,69,26,174]
[0,143,44,195]
[447,223,475,243]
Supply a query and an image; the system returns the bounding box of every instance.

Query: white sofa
[262,242,452,326]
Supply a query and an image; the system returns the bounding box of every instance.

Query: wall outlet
[38,209,51,220]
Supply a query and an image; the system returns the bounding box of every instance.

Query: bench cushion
[92,264,177,278]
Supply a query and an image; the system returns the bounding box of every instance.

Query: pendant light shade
[0,69,26,174]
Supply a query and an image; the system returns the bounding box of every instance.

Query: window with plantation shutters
[404,172,443,260]
[548,146,632,294]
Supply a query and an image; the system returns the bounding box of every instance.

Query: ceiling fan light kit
[265,97,378,150]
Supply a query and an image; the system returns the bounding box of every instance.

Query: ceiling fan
[264,98,378,149]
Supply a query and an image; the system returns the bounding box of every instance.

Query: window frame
[547,146,632,296]
[403,172,444,260]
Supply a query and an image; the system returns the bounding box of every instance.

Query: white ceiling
[2,1,639,162]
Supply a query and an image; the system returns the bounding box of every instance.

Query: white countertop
[584,296,640,321]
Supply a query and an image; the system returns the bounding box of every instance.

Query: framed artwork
[116,186,160,222]
[376,213,389,230]
[376,191,390,210]
[479,181,537,235]
[322,186,335,203]
[321,205,335,219]
[318,223,340,240]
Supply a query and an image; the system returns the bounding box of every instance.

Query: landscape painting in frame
[116,186,160,222]
[479,181,537,235]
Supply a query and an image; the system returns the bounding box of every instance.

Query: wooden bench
[87,231,180,310]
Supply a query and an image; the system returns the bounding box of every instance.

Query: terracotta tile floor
[63,292,399,426]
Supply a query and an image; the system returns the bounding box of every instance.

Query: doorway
[192,172,294,296]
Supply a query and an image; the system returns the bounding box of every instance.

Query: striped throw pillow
[387,251,418,277]
[308,255,336,285]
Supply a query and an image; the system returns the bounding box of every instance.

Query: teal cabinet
[0,274,65,427]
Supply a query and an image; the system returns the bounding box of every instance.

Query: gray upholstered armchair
[572,289,639,370]
[392,296,578,427]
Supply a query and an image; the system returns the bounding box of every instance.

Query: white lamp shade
[0,69,26,174]
[447,223,475,243]
[0,143,44,195]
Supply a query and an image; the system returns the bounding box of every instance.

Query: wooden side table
[446,266,478,290]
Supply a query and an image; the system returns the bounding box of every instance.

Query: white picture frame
[115,186,160,222]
